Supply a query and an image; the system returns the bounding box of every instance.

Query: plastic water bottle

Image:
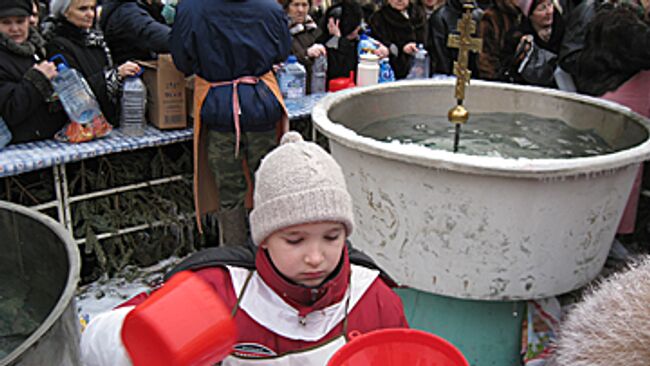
[310,55,327,94]
[357,33,378,57]
[406,44,430,80]
[379,59,395,83]
[278,55,306,99]
[356,53,380,87]
[50,54,103,125]
[120,76,147,136]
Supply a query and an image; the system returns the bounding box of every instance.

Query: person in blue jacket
[99,0,170,64]
[170,0,291,247]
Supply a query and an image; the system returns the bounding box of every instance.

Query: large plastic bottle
[356,53,380,87]
[278,55,306,99]
[120,76,147,136]
[50,55,103,125]
[357,33,378,57]
[406,44,430,80]
[310,54,327,94]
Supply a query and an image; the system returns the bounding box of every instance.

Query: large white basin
[312,80,650,300]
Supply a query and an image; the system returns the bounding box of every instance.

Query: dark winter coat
[0,29,67,143]
[316,1,363,81]
[289,16,322,93]
[99,0,170,65]
[477,0,522,81]
[514,9,564,87]
[369,4,428,79]
[428,0,483,75]
[45,19,122,125]
[557,0,596,79]
[170,0,291,132]
[575,4,650,96]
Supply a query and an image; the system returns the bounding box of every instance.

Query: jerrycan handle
[49,54,70,72]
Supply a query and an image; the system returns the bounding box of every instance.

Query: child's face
[262,222,346,287]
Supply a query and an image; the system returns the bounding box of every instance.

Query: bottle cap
[287,55,297,63]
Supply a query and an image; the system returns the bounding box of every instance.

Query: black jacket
[369,4,428,79]
[558,0,597,78]
[427,0,483,75]
[316,1,363,81]
[45,19,121,125]
[99,0,170,64]
[0,30,67,143]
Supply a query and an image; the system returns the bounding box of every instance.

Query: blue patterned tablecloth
[0,93,325,178]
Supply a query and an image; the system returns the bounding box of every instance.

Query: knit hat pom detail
[280,131,304,145]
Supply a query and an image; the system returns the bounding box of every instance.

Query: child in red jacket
[81,131,408,365]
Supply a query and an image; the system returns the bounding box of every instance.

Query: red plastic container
[121,271,237,366]
[328,329,469,366]
[329,71,356,92]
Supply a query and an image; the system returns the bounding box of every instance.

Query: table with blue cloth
[0,93,325,242]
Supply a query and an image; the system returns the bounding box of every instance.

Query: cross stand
[447,1,483,152]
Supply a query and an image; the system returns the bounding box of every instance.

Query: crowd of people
[1,0,649,143]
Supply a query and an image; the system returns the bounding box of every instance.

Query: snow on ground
[75,256,185,322]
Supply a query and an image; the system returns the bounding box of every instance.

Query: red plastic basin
[328,328,469,366]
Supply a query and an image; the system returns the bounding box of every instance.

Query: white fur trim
[228,265,379,341]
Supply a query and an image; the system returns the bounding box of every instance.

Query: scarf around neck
[0,27,46,58]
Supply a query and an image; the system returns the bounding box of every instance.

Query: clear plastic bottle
[278,55,306,99]
[406,44,430,80]
[310,54,327,94]
[51,55,103,125]
[120,76,147,136]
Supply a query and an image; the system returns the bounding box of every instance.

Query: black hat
[0,0,32,19]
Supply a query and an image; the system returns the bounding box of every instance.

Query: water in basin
[357,112,614,159]
[0,274,41,360]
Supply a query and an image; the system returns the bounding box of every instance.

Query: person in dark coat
[170,0,291,247]
[477,0,521,81]
[316,0,365,82]
[511,0,565,87]
[46,0,141,125]
[283,0,325,93]
[369,0,428,79]
[98,0,170,64]
[428,0,483,75]
[0,0,67,143]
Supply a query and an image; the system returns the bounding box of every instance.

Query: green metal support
[395,287,525,366]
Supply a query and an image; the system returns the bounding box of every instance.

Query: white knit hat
[249,131,354,246]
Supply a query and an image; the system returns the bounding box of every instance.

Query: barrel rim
[0,200,80,365]
[312,79,650,178]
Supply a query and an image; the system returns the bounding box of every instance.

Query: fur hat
[552,256,650,366]
[249,131,354,246]
[0,0,31,18]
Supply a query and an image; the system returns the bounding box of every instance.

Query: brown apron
[193,72,289,232]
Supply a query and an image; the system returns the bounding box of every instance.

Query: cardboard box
[140,54,187,129]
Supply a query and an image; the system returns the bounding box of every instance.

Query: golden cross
[446,3,483,101]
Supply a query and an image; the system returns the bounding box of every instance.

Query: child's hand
[327,17,341,38]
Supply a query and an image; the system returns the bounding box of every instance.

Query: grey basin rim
[0,200,80,365]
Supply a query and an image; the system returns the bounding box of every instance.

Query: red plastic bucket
[328,329,469,366]
[121,271,237,366]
